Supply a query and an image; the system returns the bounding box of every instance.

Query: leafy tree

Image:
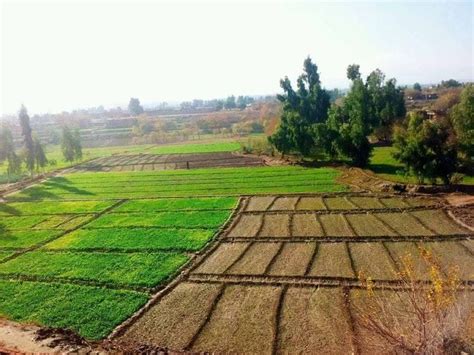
[323,66,372,167]
[33,137,48,172]
[61,126,82,162]
[450,84,473,172]
[18,105,35,175]
[0,127,21,179]
[224,95,236,109]
[271,57,330,156]
[73,129,83,160]
[128,98,144,115]
[413,82,422,91]
[393,112,458,184]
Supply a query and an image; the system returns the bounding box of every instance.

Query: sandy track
[117,193,474,353]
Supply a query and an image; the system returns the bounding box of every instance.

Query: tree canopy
[128,98,144,115]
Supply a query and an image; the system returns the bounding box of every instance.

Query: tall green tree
[18,105,35,175]
[61,126,82,162]
[325,65,372,167]
[33,136,48,172]
[413,82,422,91]
[224,95,237,109]
[450,84,473,172]
[270,57,330,156]
[0,127,21,179]
[128,98,144,115]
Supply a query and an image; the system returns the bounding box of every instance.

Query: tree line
[0,106,83,181]
[269,57,473,184]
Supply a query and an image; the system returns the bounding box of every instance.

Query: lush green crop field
[0,165,344,339]
[147,141,240,154]
[9,166,344,201]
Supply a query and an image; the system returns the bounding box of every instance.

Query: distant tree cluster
[269,57,405,166]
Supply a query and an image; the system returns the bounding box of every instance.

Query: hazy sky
[1,0,472,115]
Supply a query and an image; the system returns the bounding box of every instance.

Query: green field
[147,141,240,154]
[0,165,344,339]
[369,146,474,185]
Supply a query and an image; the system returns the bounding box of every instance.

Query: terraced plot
[71,152,263,172]
[120,193,473,352]
[0,165,345,340]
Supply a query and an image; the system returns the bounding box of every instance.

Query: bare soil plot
[190,285,281,353]
[279,287,353,353]
[120,282,222,350]
[226,214,262,238]
[319,214,354,236]
[117,193,473,353]
[259,214,290,237]
[410,210,471,235]
[350,242,398,280]
[291,214,324,237]
[346,213,397,237]
[295,196,326,210]
[245,196,275,212]
[193,243,250,274]
[227,242,282,275]
[74,152,265,172]
[269,197,299,210]
[308,243,354,278]
[268,242,316,276]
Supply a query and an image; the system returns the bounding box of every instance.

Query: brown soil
[227,214,263,238]
[259,214,290,237]
[295,196,326,210]
[384,241,431,280]
[270,197,299,210]
[349,196,385,209]
[376,212,435,236]
[119,282,222,350]
[308,243,355,278]
[190,285,281,353]
[279,287,353,353]
[267,242,316,276]
[291,214,324,237]
[324,197,357,210]
[350,242,398,280]
[73,152,265,172]
[227,242,282,275]
[193,243,250,274]
[319,214,354,236]
[411,210,471,235]
[421,242,474,280]
[346,213,397,237]
[245,196,275,212]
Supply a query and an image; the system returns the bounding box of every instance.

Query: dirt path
[116,193,474,353]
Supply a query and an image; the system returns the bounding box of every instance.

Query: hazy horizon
[2,0,472,116]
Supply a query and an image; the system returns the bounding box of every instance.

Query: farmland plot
[0,165,347,340]
[120,193,473,352]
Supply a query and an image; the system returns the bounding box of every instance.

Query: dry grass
[270,197,299,210]
[227,215,263,238]
[319,214,354,236]
[268,242,316,276]
[421,242,474,280]
[346,213,397,237]
[245,196,275,212]
[227,242,281,275]
[350,242,398,280]
[376,212,434,236]
[324,197,356,210]
[295,197,326,210]
[291,214,324,237]
[192,285,281,353]
[120,282,222,350]
[379,197,410,208]
[384,242,431,280]
[259,214,290,237]
[194,243,250,274]
[279,287,352,353]
[349,197,384,209]
[308,243,354,278]
[411,210,470,235]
